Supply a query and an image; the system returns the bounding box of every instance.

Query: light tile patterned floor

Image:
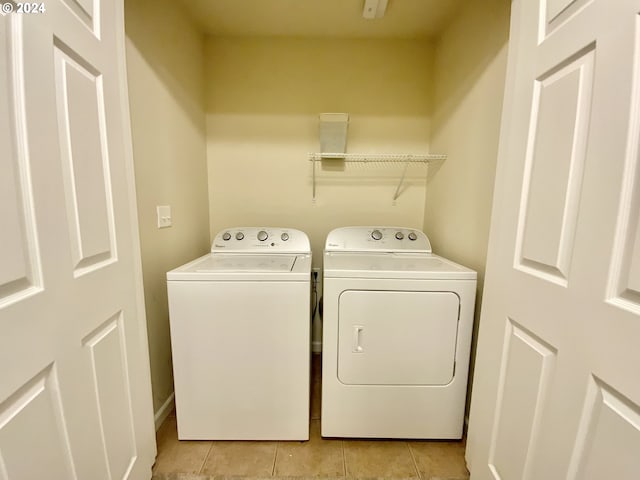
[152,355,469,479]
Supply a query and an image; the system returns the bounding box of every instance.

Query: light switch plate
[157,205,172,228]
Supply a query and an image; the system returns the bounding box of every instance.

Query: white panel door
[467,1,640,479]
[0,2,155,479]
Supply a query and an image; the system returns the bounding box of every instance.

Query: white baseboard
[154,392,175,431]
[312,340,322,353]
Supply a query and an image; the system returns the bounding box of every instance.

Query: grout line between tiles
[271,441,279,476]
[406,441,422,480]
[197,442,214,475]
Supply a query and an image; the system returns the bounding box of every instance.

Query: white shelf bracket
[312,155,317,201]
[393,161,411,201]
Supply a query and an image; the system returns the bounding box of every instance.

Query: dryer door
[337,290,460,385]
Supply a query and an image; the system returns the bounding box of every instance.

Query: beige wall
[125,0,209,415]
[424,0,511,404]
[426,0,511,293]
[205,37,434,262]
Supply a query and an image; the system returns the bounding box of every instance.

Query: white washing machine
[167,227,312,440]
[321,226,477,439]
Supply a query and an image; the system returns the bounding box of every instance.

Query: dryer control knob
[395,232,404,240]
[408,232,418,241]
[235,232,245,240]
[257,230,268,241]
[281,233,289,241]
[222,232,231,241]
[371,229,383,240]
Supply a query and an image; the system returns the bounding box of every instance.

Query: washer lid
[323,252,476,280]
[167,253,312,281]
[195,254,297,272]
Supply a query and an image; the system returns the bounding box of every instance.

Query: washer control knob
[235,232,244,240]
[395,231,404,240]
[222,232,231,241]
[371,229,383,241]
[281,232,290,241]
[257,230,268,241]
[408,232,418,241]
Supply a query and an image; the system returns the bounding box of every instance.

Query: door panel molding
[542,0,594,41]
[83,312,136,479]
[488,319,557,480]
[515,45,594,286]
[608,13,640,315]
[53,39,117,277]
[0,365,77,479]
[567,375,640,479]
[60,0,98,37]
[0,17,42,308]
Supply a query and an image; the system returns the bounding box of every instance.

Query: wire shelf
[308,153,447,162]
[308,152,447,200]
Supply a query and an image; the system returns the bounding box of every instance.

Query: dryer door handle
[352,325,364,353]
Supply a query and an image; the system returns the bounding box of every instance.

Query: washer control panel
[325,227,431,253]
[212,227,310,253]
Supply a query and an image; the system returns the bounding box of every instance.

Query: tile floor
[152,354,469,480]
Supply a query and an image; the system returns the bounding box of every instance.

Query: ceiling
[179,0,464,39]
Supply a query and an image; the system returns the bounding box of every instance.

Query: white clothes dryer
[167,227,311,440]
[321,226,476,439]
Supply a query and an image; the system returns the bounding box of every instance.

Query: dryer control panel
[212,227,311,254]
[325,226,432,253]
